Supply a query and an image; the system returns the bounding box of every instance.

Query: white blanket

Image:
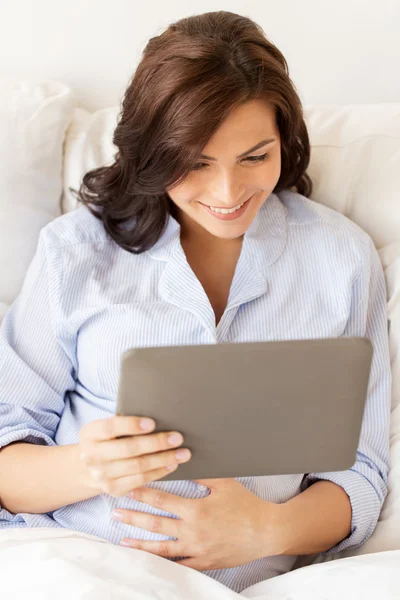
[0,527,399,599]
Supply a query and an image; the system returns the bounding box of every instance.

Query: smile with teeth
[207,201,246,214]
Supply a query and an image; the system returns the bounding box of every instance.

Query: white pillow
[0,80,74,318]
[62,107,119,214]
[304,104,400,250]
[62,102,400,557]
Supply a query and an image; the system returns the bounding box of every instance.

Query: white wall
[0,0,399,110]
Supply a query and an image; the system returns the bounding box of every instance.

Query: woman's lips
[200,194,254,221]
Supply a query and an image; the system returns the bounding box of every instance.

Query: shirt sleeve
[0,228,76,522]
[301,233,392,555]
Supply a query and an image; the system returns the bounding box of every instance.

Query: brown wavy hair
[73,10,313,254]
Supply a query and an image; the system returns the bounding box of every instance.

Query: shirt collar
[148,191,288,271]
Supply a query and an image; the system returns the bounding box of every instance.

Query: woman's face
[166,99,282,240]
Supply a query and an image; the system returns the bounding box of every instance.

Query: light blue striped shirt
[0,189,391,593]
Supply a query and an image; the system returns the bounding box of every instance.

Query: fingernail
[168,433,183,446]
[120,539,131,547]
[140,418,155,431]
[112,510,123,521]
[176,448,191,461]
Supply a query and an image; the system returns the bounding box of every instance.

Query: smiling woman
[73,10,312,253]
[0,8,391,599]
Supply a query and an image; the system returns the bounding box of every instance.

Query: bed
[0,80,399,599]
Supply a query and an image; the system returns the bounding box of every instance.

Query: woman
[0,10,391,594]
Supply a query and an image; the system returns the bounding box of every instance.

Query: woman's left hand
[112,478,284,571]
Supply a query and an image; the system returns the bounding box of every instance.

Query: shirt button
[197,484,209,492]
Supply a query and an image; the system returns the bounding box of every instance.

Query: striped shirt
[0,189,391,593]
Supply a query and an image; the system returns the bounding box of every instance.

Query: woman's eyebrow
[199,138,277,161]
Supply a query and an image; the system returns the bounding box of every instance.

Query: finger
[99,464,179,497]
[85,416,156,442]
[119,538,186,559]
[103,447,191,479]
[113,509,182,537]
[129,485,192,517]
[94,430,186,462]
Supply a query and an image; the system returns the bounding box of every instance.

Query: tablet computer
[116,337,373,481]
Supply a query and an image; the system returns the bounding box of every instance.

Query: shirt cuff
[301,469,382,554]
[0,427,56,450]
[0,507,27,526]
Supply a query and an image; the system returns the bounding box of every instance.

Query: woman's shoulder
[277,189,374,261]
[40,204,110,249]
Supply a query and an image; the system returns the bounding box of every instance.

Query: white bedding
[0,527,398,600]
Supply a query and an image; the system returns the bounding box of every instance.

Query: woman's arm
[0,442,97,514]
[0,229,84,518]
[269,480,352,555]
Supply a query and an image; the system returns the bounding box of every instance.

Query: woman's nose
[208,175,244,206]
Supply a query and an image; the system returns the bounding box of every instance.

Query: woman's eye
[191,153,269,171]
[245,153,269,163]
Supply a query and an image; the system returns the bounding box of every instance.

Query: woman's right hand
[78,416,191,497]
